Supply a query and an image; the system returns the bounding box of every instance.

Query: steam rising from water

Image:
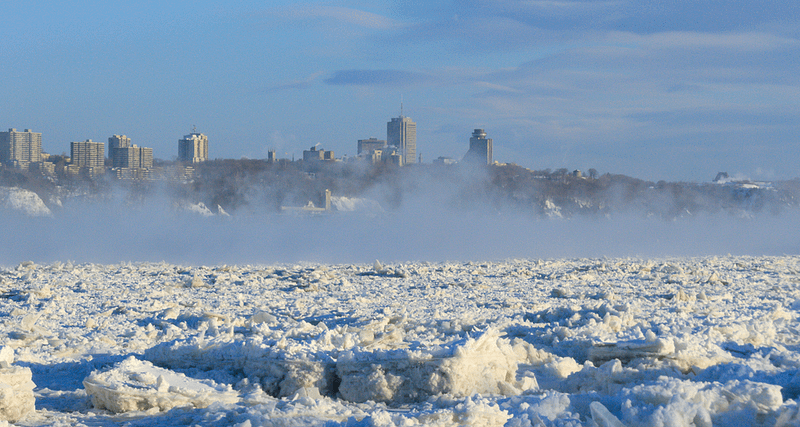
[3,196,798,265]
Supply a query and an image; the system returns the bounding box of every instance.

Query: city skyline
[1,2,798,182]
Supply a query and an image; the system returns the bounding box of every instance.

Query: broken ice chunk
[589,338,675,364]
[0,347,14,368]
[83,357,239,413]
[0,364,35,422]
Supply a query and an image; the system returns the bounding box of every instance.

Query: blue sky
[1,0,798,181]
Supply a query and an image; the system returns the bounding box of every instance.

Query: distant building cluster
[0,126,211,180]
[1,104,499,181]
[351,108,494,168]
[351,108,418,166]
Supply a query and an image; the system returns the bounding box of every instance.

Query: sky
[1,0,798,182]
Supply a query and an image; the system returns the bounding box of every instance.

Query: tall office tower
[71,140,105,168]
[464,129,493,165]
[178,132,208,163]
[0,128,42,170]
[387,110,416,165]
[108,134,131,156]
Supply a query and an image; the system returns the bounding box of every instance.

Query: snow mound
[83,357,239,413]
[0,187,51,217]
[617,377,784,425]
[176,202,215,216]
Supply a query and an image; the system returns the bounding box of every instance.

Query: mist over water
[3,195,798,266]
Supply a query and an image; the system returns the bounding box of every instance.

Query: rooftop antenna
[192,124,197,133]
[400,95,404,117]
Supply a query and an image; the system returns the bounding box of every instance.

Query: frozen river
[2,256,800,426]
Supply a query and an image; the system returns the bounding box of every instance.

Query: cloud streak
[324,69,434,86]
[274,5,401,30]
[609,31,800,51]
[265,71,325,93]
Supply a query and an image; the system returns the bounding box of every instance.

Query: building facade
[0,128,42,170]
[387,115,416,165]
[178,132,208,163]
[109,135,153,178]
[357,138,386,155]
[70,139,105,177]
[303,146,334,162]
[108,134,131,156]
[463,129,493,165]
[114,145,153,169]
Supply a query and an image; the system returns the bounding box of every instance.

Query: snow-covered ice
[2,256,800,425]
[0,345,35,423]
[0,187,51,217]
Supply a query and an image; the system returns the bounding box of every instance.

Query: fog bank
[2,202,797,266]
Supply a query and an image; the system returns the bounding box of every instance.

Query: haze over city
[2,1,799,182]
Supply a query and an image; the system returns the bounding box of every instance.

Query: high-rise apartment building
[464,129,493,165]
[115,145,153,169]
[178,132,208,163]
[0,128,42,170]
[108,135,153,177]
[70,140,105,177]
[387,112,416,165]
[108,134,131,155]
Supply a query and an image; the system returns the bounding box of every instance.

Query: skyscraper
[178,131,208,163]
[464,129,493,165]
[0,128,42,170]
[387,110,416,165]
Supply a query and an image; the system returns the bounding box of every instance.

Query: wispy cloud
[506,0,624,15]
[265,71,325,93]
[473,81,524,94]
[324,69,433,86]
[611,31,800,51]
[275,5,401,30]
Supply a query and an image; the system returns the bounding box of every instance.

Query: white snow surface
[0,187,51,217]
[3,256,800,425]
[331,196,383,213]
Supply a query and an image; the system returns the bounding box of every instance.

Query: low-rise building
[303,146,334,162]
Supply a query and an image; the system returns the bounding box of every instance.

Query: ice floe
[0,256,799,425]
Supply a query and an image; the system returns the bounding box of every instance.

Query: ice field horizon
[2,186,800,425]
